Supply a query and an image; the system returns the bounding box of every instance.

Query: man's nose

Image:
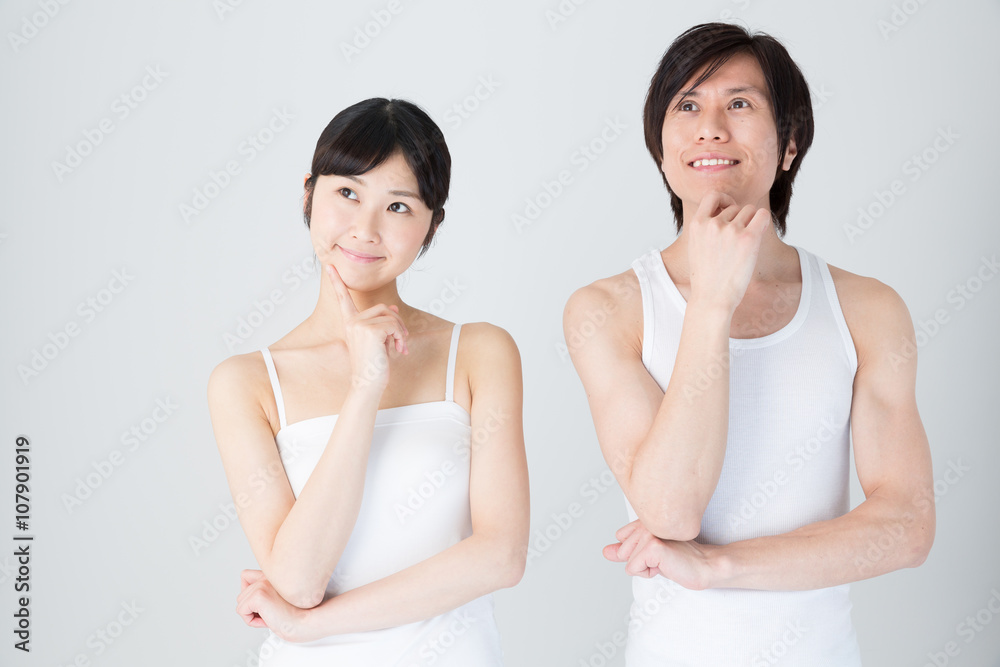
[697,105,730,142]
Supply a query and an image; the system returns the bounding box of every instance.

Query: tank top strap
[259,347,287,430]
[630,254,656,370]
[810,249,859,375]
[444,323,462,403]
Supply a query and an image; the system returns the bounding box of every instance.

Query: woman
[207,98,529,666]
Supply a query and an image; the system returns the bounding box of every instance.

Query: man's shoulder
[825,262,913,360]
[565,265,643,323]
[563,264,645,359]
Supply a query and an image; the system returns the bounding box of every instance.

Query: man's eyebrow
[677,85,767,98]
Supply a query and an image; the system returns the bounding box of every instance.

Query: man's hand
[236,569,309,642]
[686,190,772,315]
[603,520,722,590]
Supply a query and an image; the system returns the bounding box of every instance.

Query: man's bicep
[848,284,933,502]
[565,288,664,492]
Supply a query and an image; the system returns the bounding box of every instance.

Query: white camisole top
[254,323,504,666]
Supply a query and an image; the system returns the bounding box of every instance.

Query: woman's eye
[680,101,695,112]
[388,202,411,214]
[732,99,750,109]
[339,187,358,200]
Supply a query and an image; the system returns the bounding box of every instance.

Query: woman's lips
[338,246,382,263]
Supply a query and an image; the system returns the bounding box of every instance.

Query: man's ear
[781,138,798,171]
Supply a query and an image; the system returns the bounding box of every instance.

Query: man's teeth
[692,159,737,167]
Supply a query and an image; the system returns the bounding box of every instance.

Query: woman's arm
[209,356,384,609]
[238,323,530,641]
[210,269,410,610]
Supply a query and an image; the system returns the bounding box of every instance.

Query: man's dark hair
[303,98,451,259]
[643,22,814,237]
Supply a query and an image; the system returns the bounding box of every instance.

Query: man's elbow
[638,505,703,542]
[904,510,935,569]
[649,519,702,542]
[626,470,707,542]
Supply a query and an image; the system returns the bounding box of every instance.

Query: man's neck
[666,223,797,286]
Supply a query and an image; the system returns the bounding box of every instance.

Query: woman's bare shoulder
[207,349,269,414]
[456,321,520,362]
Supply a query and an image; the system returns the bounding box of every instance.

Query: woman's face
[307,150,433,292]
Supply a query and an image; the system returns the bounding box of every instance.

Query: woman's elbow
[267,572,327,610]
[285,588,326,610]
[491,540,527,589]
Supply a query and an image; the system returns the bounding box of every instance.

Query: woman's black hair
[303,98,451,259]
[643,22,814,237]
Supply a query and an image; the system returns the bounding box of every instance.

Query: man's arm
[607,274,936,590]
[564,273,734,541]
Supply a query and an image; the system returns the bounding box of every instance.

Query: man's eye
[732,99,750,109]
[339,188,358,200]
[388,202,411,214]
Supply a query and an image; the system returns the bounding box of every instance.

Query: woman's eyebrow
[340,175,417,199]
[388,189,420,199]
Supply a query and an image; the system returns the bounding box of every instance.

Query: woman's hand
[603,520,721,590]
[686,190,772,316]
[325,262,409,392]
[236,569,309,643]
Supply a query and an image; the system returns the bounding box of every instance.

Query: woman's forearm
[266,388,381,608]
[292,532,524,642]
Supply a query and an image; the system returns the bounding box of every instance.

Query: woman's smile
[338,245,384,263]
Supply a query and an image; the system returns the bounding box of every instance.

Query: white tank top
[255,323,504,666]
[624,245,863,666]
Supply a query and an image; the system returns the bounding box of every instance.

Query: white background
[2,0,999,665]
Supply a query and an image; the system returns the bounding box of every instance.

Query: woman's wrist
[344,379,385,409]
[283,604,320,643]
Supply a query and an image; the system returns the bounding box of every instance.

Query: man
[563,22,934,665]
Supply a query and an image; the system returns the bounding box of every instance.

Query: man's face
[660,51,796,218]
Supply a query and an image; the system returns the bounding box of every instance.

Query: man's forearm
[629,301,734,539]
[708,490,935,591]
